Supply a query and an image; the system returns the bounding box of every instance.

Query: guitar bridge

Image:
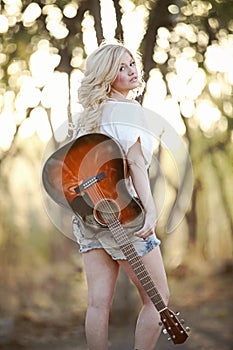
[74,171,106,194]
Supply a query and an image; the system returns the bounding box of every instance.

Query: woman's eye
[119,62,135,71]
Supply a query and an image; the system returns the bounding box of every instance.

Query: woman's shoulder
[103,99,143,121]
[106,98,141,108]
[101,99,150,140]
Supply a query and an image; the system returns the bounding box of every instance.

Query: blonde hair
[77,43,144,132]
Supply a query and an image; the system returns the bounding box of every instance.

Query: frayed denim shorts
[72,215,160,261]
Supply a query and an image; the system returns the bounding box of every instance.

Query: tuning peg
[180,318,185,324]
[158,322,162,326]
[162,329,168,334]
[175,311,180,316]
[185,326,191,332]
[167,337,172,341]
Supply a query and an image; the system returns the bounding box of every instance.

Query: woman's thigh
[82,248,120,308]
[118,246,169,304]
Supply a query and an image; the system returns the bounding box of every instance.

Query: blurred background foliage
[0,0,232,337]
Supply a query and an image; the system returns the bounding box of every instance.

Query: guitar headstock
[160,308,190,344]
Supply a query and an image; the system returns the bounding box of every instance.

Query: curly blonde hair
[77,43,144,132]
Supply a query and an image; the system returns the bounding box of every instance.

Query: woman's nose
[128,67,134,75]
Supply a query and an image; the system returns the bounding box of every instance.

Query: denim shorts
[72,215,161,260]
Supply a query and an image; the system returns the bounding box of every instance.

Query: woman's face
[111,51,139,96]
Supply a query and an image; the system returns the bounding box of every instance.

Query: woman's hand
[134,210,157,239]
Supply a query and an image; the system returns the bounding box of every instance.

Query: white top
[100,100,156,169]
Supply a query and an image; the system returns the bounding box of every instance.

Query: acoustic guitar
[42,133,189,344]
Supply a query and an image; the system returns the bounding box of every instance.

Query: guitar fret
[154,300,166,310]
[129,259,142,269]
[130,263,148,276]
[146,289,164,304]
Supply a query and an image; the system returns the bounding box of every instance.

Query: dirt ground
[0,269,232,350]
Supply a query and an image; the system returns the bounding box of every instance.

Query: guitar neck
[108,220,166,313]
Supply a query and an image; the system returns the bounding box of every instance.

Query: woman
[72,42,170,350]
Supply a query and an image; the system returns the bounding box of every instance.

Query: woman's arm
[127,139,157,239]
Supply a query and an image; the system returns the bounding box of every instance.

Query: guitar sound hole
[94,199,120,226]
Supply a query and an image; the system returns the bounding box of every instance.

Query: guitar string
[85,182,166,311]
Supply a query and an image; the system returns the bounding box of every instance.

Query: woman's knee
[87,292,114,311]
[83,249,120,310]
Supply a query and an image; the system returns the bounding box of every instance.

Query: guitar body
[42,133,144,233]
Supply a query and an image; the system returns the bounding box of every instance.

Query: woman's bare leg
[118,246,170,350]
[82,249,119,350]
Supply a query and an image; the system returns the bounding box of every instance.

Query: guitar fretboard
[108,220,166,312]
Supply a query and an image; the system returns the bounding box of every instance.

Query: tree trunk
[140,0,176,83]
[112,0,124,41]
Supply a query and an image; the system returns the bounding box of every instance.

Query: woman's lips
[130,76,138,82]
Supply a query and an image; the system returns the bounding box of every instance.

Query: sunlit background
[0,1,232,348]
